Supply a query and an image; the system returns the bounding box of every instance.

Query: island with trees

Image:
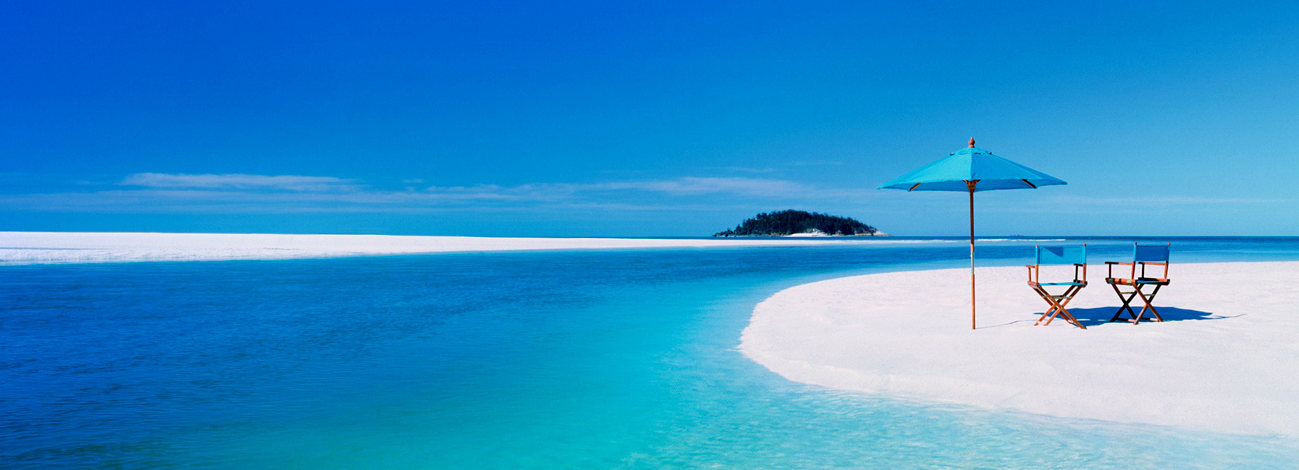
[712,210,886,237]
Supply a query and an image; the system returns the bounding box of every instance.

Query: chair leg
[1035,286,1065,326]
[1046,300,1084,328]
[1130,289,1144,325]
[1055,306,1084,329]
[1043,301,1063,326]
[1033,286,1057,326]
[1134,284,1165,323]
[1108,283,1124,321]
[1055,284,1085,329]
[1108,283,1140,323]
[1033,284,1085,329]
[1109,283,1165,324]
[1035,307,1055,326]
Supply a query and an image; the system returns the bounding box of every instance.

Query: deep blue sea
[5,237,1299,469]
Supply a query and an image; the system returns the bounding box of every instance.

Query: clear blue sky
[3,1,1297,236]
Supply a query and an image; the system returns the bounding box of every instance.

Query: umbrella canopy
[879,142,1066,192]
[878,139,1066,329]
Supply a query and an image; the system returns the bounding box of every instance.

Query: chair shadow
[1044,306,1235,328]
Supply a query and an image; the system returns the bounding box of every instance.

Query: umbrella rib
[908,183,921,191]
[1022,179,1037,189]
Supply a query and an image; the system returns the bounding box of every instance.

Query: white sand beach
[740,261,1299,437]
[0,231,911,265]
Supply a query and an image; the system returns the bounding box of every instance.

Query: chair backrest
[1133,244,1170,263]
[1035,245,1086,266]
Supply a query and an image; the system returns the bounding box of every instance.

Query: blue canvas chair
[1106,243,1171,324]
[1027,245,1087,329]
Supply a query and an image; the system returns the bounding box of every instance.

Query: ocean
[4,237,1299,468]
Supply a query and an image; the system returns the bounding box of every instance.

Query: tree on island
[713,210,881,237]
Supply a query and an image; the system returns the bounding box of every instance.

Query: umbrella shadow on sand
[1039,306,1236,328]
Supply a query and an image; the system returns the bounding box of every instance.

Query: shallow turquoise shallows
[5,238,1299,468]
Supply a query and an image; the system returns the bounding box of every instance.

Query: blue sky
[3,1,1297,236]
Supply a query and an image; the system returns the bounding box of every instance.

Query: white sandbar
[0,231,902,265]
[740,261,1299,436]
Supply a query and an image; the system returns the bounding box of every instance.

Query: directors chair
[1027,245,1088,329]
[1105,243,1171,324]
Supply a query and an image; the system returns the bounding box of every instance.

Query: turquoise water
[4,238,1299,468]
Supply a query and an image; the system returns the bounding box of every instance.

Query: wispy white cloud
[420,183,574,201]
[18,173,1280,221]
[595,177,808,197]
[701,166,778,174]
[786,160,844,167]
[4,174,860,213]
[420,177,829,201]
[121,173,361,192]
[1041,195,1286,205]
[951,194,1295,216]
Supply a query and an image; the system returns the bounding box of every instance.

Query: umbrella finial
[969,137,975,148]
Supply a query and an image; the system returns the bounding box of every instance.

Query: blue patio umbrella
[879,139,1066,329]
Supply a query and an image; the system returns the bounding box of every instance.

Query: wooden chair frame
[1027,245,1087,329]
[1105,243,1171,324]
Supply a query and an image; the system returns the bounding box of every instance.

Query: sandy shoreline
[740,261,1299,437]
[0,231,911,265]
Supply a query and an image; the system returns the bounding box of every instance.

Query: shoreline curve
[0,231,919,265]
[740,261,1299,437]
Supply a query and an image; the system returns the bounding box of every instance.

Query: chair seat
[1038,282,1085,286]
[1109,277,1168,285]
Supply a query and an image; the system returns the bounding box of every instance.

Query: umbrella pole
[968,182,976,330]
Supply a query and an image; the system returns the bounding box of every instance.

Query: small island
[713,210,885,237]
